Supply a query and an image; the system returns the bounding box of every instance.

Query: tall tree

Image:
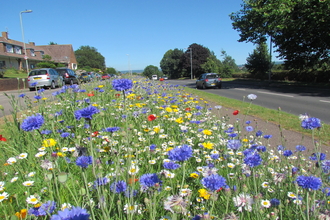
[219,50,239,78]
[245,41,271,79]
[75,46,106,70]
[230,0,330,70]
[143,65,160,79]
[181,43,211,79]
[160,49,183,79]
[201,52,222,74]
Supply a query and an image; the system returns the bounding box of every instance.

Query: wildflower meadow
[0,77,329,220]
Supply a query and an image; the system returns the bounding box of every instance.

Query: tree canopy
[230,0,330,70]
[142,65,160,79]
[75,46,106,70]
[245,41,271,79]
[160,49,183,79]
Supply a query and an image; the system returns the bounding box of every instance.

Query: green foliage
[245,42,271,79]
[230,0,330,70]
[105,67,117,75]
[36,62,57,69]
[181,43,211,79]
[49,42,57,45]
[143,65,160,79]
[160,49,183,79]
[201,53,221,74]
[75,46,106,70]
[219,50,239,78]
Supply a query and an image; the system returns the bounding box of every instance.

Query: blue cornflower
[112,79,133,91]
[292,167,299,175]
[201,174,227,191]
[124,188,138,198]
[245,126,254,132]
[60,132,70,138]
[34,95,42,100]
[244,153,262,168]
[256,145,266,152]
[228,133,238,138]
[167,145,193,162]
[227,139,242,150]
[256,130,263,137]
[31,82,37,87]
[21,114,44,131]
[19,93,26,98]
[41,129,52,135]
[321,160,330,174]
[310,152,326,161]
[139,173,161,189]
[29,200,56,216]
[295,145,306,152]
[104,127,120,132]
[322,187,330,196]
[149,144,156,151]
[277,145,285,151]
[245,120,251,124]
[74,105,100,120]
[283,150,293,157]
[110,180,127,193]
[210,154,219,160]
[263,134,272,139]
[270,198,280,207]
[76,156,93,168]
[38,88,45,93]
[50,206,90,220]
[93,177,110,188]
[163,161,181,170]
[301,117,321,129]
[296,175,322,190]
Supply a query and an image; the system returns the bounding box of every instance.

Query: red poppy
[233,110,239,115]
[87,92,94,97]
[91,131,99,137]
[147,114,157,121]
[216,187,223,192]
[0,135,6,141]
[115,93,120,98]
[185,107,191,111]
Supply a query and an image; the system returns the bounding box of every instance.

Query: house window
[30,49,35,57]
[40,51,44,56]
[0,61,5,68]
[6,44,13,53]
[15,46,22,54]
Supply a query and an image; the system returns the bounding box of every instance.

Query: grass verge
[184,87,330,144]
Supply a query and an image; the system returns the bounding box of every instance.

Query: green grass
[184,87,330,144]
[0,68,28,79]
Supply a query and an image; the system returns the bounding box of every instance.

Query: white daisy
[261,199,271,208]
[26,195,39,204]
[22,181,34,187]
[0,192,9,202]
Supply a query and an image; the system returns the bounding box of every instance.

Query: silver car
[28,68,63,91]
[196,73,222,89]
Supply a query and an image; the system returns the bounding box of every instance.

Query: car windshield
[206,74,218,79]
[29,70,47,76]
[56,69,67,75]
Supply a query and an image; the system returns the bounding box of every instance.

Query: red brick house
[0,31,77,73]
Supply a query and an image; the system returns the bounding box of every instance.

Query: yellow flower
[153,127,161,133]
[135,103,143,108]
[242,138,249,143]
[175,117,184,124]
[42,138,57,147]
[92,103,98,107]
[202,142,214,149]
[165,107,173,113]
[166,147,173,152]
[190,173,199,178]
[171,105,178,109]
[42,98,47,101]
[198,189,210,200]
[202,130,212,135]
[57,152,65,157]
[98,85,104,88]
[144,128,150,132]
[15,209,27,219]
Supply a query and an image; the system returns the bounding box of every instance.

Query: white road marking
[234,88,246,91]
[319,100,330,103]
[257,91,294,98]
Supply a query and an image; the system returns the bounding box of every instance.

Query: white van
[152,75,158,80]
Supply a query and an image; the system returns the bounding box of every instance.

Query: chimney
[2,32,9,39]
[29,42,35,46]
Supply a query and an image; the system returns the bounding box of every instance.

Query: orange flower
[148,114,157,121]
[87,92,94,97]
[115,93,120,98]
[233,110,239,115]
[0,135,6,141]
[185,107,191,112]
[15,209,27,219]
[127,178,139,185]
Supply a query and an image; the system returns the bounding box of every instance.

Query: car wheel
[51,81,56,89]
[202,83,206,89]
[196,83,199,89]
[218,84,222,89]
[29,88,35,91]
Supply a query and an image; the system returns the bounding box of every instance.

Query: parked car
[152,75,158,80]
[162,76,168,80]
[101,73,110,80]
[196,73,222,89]
[28,68,63,91]
[79,72,92,83]
[55,67,79,85]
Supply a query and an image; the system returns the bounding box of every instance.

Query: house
[0,31,77,73]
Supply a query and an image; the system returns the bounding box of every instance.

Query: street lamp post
[19,10,32,74]
[189,47,193,79]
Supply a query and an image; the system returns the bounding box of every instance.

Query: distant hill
[120,70,144,74]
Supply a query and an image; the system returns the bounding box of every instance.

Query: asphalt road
[168,79,330,124]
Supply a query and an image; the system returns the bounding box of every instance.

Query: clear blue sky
[2,0,280,71]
